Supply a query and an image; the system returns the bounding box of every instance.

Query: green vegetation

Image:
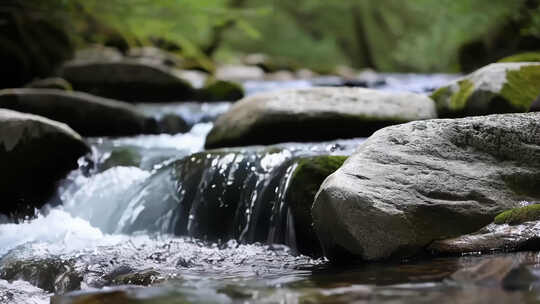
[5,0,540,74]
[499,52,540,63]
[500,65,540,110]
[494,204,540,225]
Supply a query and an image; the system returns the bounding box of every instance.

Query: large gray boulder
[58,60,196,102]
[431,63,540,117]
[0,89,160,136]
[0,109,89,216]
[312,112,540,262]
[205,87,437,149]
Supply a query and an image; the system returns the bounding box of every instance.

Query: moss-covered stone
[101,148,142,170]
[286,155,347,256]
[500,65,540,111]
[498,52,540,63]
[431,63,540,117]
[494,204,540,226]
[197,80,244,101]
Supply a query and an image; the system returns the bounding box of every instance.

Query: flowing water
[3,74,540,304]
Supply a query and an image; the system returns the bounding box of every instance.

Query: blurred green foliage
[6,0,540,73]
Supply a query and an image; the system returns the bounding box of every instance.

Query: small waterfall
[54,138,362,255]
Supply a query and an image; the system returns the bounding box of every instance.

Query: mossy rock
[498,52,540,63]
[197,80,244,102]
[494,204,540,226]
[101,148,142,171]
[431,63,540,117]
[286,155,348,256]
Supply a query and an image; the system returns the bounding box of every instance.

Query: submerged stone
[0,109,89,217]
[205,87,436,149]
[431,63,540,117]
[312,112,540,262]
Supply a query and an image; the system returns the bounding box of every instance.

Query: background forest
[2,0,540,88]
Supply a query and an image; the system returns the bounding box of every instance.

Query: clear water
[3,74,539,304]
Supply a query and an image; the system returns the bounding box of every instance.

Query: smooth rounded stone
[312,112,540,262]
[156,113,190,134]
[25,77,72,91]
[0,109,89,216]
[0,89,159,136]
[100,148,142,171]
[205,87,437,149]
[197,80,245,102]
[0,257,82,294]
[215,64,266,82]
[431,63,540,117]
[59,60,196,102]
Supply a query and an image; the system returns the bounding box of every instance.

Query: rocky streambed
[2,60,540,303]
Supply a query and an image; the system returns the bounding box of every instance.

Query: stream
[2,74,540,304]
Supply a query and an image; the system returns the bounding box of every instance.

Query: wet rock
[59,60,196,102]
[431,63,540,117]
[197,80,244,102]
[0,88,159,136]
[243,54,299,73]
[429,221,540,255]
[205,87,436,149]
[156,113,190,134]
[110,269,162,286]
[284,156,347,256]
[312,112,540,262]
[25,77,73,91]
[0,257,82,294]
[100,148,143,171]
[0,109,89,217]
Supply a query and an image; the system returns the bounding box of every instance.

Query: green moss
[198,80,244,101]
[287,155,347,256]
[449,79,475,111]
[431,80,475,116]
[498,52,540,63]
[494,204,540,226]
[500,65,540,111]
[101,148,141,170]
